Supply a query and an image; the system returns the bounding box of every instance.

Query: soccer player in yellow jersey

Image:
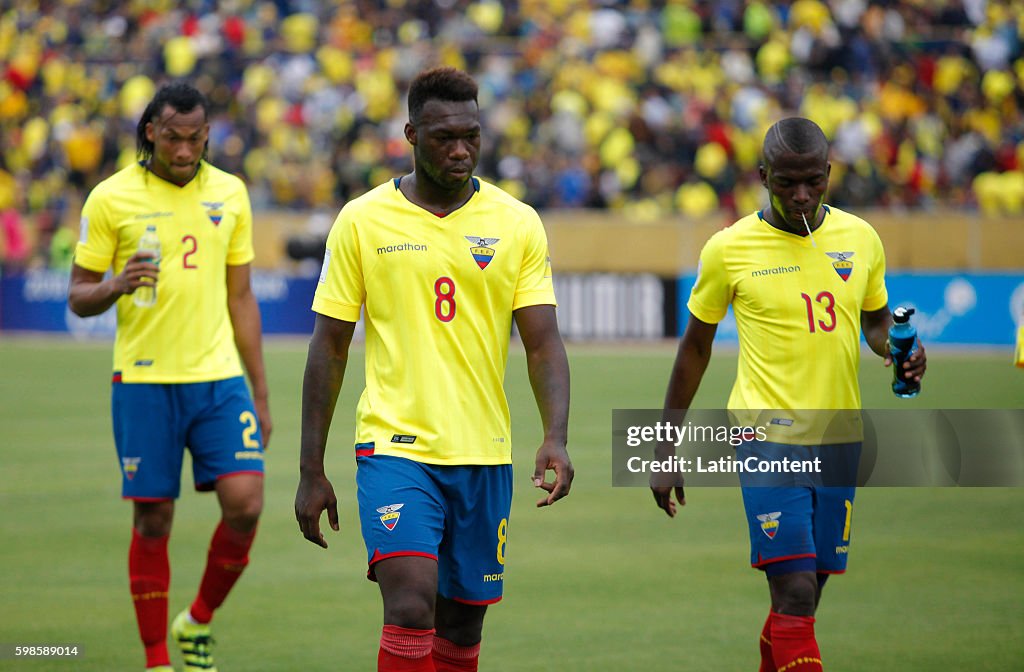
[651,118,926,672]
[68,83,271,672]
[295,67,573,672]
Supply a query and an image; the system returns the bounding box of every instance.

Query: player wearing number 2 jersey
[69,83,271,672]
[295,67,573,672]
[651,118,926,672]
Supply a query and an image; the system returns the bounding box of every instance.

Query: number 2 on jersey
[182,235,198,269]
[800,291,836,333]
[434,276,456,322]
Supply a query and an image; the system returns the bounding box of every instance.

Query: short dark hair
[136,82,209,162]
[407,67,478,123]
[763,117,828,166]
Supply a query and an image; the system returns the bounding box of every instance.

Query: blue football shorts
[355,452,513,605]
[737,441,861,575]
[111,375,264,500]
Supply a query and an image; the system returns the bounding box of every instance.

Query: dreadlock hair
[135,82,210,163]
[762,117,829,167]
[407,67,478,124]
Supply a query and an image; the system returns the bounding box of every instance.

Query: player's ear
[145,121,156,144]
[405,122,417,146]
[759,164,768,189]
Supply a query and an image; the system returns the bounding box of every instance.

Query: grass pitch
[1,338,1021,671]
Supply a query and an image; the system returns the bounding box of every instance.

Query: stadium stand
[1,0,1022,269]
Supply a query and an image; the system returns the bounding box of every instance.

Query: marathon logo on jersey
[751,265,800,278]
[202,201,224,226]
[377,243,428,255]
[757,512,781,539]
[391,434,417,444]
[377,504,404,531]
[826,251,855,282]
[122,457,141,480]
[465,236,500,269]
[134,359,154,367]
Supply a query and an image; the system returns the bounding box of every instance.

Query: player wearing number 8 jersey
[651,118,926,672]
[69,83,271,672]
[310,176,553,465]
[296,67,573,672]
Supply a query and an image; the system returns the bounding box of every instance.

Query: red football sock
[769,612,823,671]
[379,625,436,672]
[189,521,256,624]
[759,612,773,672]
[432,636,480,671]
[129,529,171,669]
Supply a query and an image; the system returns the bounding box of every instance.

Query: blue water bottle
[889,306,920,398]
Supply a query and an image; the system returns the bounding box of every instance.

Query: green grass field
[1,338,1022,671]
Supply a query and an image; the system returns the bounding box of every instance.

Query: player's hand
[533,441,573,507]
[114,251,160,296]
[254,396,272,450]
[884,339,927,383]
[295,471,339,548]
[650,470,685,518]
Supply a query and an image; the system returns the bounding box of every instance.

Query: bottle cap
[892,306,915,323]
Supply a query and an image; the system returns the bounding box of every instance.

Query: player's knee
[770,573,818,616]
[435,598,486,646]
[133,501,174,537]
[384,594,435,630]
[778,590,816,616]
[222,497,262,531]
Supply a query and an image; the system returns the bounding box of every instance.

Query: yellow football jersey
[688,206,888,443]
[74,162,254,383]
[313,177,556,465]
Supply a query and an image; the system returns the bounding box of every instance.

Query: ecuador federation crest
[757,511,781,539]
[465,236,500,270]
[122,457,141,481]
[201,201,224,226]
[377,503,404,531]
[826,251,855,282]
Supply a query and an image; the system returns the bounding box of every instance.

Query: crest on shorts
[826,251,854,282]
[757,511,781,539]
[202,201,224,226]
[377,503,404,531]
[465,236,500,270]
[122,457,141,481]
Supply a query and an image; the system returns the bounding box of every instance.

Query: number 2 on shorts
[239,411,259,448]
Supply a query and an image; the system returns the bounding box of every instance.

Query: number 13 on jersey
[801,291,836,333]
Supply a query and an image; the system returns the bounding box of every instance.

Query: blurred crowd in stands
[1,0,1023,269]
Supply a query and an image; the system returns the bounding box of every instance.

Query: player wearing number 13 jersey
[69,83,271,672]
[651,118,926,672]
[296,67,573,672]
[689,200,888,417]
